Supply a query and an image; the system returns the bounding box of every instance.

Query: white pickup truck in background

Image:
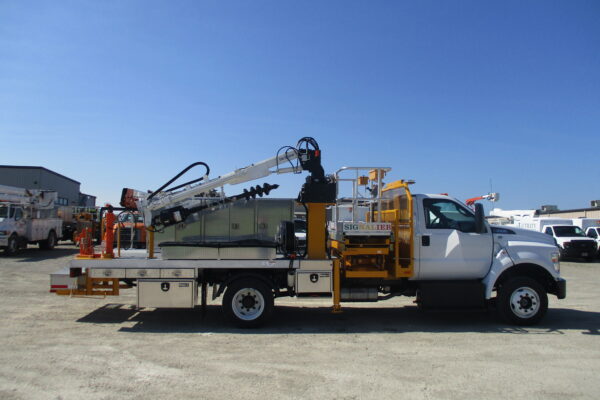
[542,225,596,261]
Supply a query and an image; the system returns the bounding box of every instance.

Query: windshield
[0,205,7,220]
[554,226,585,237]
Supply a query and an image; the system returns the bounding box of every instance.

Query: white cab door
[13,206,28,237]
[416,198,493,279]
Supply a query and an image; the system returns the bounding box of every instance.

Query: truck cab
[542,225,597,261]
[0,203,26,254]
[410,194,565,324]
[415,194,493,279]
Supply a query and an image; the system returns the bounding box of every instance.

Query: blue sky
[1,1,599,213]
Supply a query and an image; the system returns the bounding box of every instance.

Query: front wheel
[497,277,548,325]
[4,235,19,256]
[222,278,274,328]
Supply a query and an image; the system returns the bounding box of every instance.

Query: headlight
[563,242,571,248]
[551,252,560,273]
[0,231,7,236]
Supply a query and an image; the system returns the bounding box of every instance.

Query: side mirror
[474,203,486,233]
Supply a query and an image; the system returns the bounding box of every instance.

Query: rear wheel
[497,277,548,325]
[39,230,57,250]
[222,278,274,328]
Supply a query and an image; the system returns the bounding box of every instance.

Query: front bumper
[560,247,596,259]
[556,278,567,299]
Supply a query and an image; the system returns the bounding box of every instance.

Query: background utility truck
[51,137,566,327]
[510,217,597,261]
[1,184,62,255]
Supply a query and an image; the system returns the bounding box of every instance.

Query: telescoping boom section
[51,137,566,327]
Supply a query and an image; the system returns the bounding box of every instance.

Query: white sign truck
[0,185,62,255]
[572,218,600,231]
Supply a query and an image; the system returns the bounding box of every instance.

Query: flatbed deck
[68,249,298,270]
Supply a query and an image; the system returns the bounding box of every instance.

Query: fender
[482,247,514,299]
[482,240,559,299]
[213,271,278,300]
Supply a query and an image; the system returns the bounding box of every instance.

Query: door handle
[421,235,430,246]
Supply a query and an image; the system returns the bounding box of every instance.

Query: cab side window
[423,199,479,233]
[14,207,23,221]
[544,227,553,236]
[588,229,598,238]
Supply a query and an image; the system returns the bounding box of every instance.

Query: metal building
[537,205,600,219]
[0,165,95,207]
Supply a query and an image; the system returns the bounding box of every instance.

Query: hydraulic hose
[148,162,210,200]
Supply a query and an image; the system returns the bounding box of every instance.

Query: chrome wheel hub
[509,287,540,318]
[232,288,264,321]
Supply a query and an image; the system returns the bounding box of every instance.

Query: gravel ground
[0,244,599,400]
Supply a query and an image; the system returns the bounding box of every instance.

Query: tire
[39,230,57,250]
[497,276,548,325]
[4,235,19,256]
[222,278,274,328]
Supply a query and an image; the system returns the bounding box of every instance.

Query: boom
[119,137,331,229]
[0,184,57,209]
[465,192,499,207]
